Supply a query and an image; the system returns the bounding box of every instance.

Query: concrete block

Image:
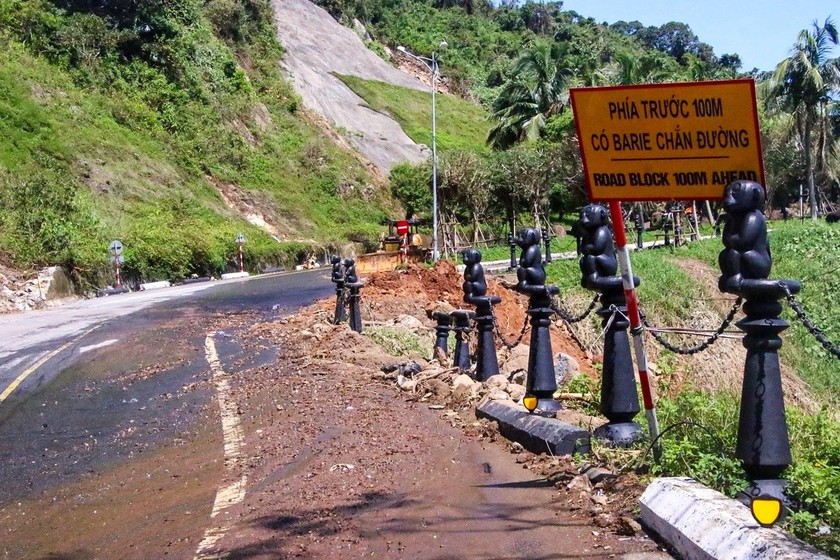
[140,280,170,291]
[221,272,250,280]
[640,477,829,560]
[95,286,130,297]
[476,399,590,456]
[183,276,212,284]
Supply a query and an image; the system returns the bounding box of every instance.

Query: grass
[336,74,491,153]
[537,226,840,555]
[0,35,393,286]
[677,220,840,399]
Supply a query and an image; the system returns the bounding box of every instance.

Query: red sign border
[570,79,765,202]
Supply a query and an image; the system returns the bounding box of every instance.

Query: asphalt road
[0,270,333,558]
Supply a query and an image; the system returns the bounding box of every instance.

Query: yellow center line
[0,327,98,403]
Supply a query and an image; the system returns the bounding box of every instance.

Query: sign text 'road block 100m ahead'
[570,79,765,201]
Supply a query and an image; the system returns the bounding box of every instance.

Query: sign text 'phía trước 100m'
[570,79,765,201]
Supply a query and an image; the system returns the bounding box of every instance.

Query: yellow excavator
[355,218,428,274]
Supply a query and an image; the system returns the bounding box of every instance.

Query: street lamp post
[397,42,447,262]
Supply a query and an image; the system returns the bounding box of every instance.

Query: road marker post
[235,233,246,273]
[109,240,125,289]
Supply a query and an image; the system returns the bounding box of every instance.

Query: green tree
[389,161,432,219]
[487,42,571,150]
[487,142,573,228]
[770,17,840,221]
[601,50,671,85]
[440,150,490,242]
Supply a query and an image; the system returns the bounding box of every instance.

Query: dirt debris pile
[247,263,649,516]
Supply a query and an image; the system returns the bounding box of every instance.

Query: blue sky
[560,0,837,72]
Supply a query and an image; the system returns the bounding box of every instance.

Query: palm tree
[487,43,572,150]
[771,17,840,220]
[602,50,671,85]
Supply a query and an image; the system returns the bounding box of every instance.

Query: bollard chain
[551,293,600,324]
[782,283,840,359]
[641,297,742,355]
[494,314,529,350]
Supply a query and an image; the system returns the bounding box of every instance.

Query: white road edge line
[194,334,248,560]
[78,339,119,354]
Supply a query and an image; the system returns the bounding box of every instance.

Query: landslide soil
[199,262,668,559]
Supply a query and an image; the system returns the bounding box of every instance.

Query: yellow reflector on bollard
[751,495,783,527]
[523,395,537,413]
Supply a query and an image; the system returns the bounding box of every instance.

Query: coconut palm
[487,43,572,150]
[602,50,672,85]
[770,17,840,220]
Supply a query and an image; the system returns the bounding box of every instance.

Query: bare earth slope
[272,0,428,172]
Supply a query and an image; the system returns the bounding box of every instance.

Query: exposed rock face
[0,266,76,313]
[271,0,428,172]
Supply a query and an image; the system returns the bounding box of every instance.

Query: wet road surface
[0,271,333,558]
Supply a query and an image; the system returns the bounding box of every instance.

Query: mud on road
[200,262,668,559]
[2,263,670,559]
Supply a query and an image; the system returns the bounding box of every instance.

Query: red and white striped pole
[115,262,122,288]
[238,243,244,273]
[608,201,661,456]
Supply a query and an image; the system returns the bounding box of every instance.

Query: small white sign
[109,240,123,255]
[236,234,246,244]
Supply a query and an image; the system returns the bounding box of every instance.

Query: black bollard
[662,214,672,247]
[577,205,642,445]
[431,311,452,361]
[330,256,347,325]
[635,208,644,250]
[718,180,800,500]
[450,309,475,372]
[462,249,501,381]
[672,204,684,246]
[542,229,553,264]
[344,258,363,333]
[570,220,583,257]
[515,227,562,416]
[714,211,726,238]
[507,231,517,270]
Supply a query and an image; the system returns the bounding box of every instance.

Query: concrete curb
[476,399,590,456]
[140,281,171,291]
[95,286,130,298]
[182,276,212,285]
[221,272,250,280]
[640,477,829,560]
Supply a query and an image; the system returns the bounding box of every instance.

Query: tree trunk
[805,118,818,221]
[705,200,715,226]
[472,213,480,244]
[533,200,540,229]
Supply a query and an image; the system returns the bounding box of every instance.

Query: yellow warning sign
[570,79,765,201]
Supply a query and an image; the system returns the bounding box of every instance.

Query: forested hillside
[0,0,395,287]
[1,0,836,288]
[319,0,837,244]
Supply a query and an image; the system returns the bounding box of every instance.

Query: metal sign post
[109,240,124,288]
[608,202,661,455]
[236,233,246,273]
